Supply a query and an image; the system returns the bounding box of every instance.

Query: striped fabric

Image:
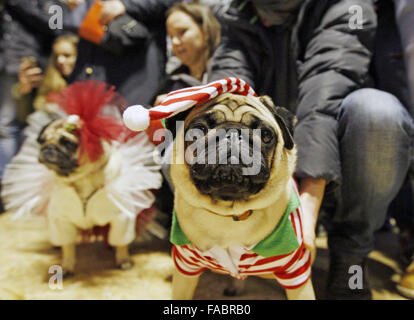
[172,183,312,290]
[149,77,257,121]
[123,77,257,132]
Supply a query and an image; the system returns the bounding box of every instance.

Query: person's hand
[154,94,168,106]
[300,193,318,264]
[298,178,326,265]
[66,0,85,10]
[100,0,126,25]
[18,60,44,95]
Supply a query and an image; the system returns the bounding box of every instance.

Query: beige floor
[0,212,409,300]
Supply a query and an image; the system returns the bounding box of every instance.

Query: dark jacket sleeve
[121,0,179,24]
[6,0,62,36]
[207,34,256,87]
[294,0,377,185]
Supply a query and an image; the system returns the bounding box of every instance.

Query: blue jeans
[0,73,21,180]
[328,88,414,257]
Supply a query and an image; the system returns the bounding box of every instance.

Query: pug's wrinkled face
[183,94,295,202]
[37,119,80,176]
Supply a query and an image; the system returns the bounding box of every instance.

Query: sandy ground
[0,211,409,300]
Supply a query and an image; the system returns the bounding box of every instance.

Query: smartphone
[21,56,37,68]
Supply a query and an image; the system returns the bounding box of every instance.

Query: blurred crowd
[1,0,414,300]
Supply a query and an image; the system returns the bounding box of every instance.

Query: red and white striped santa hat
[123,77,257,132]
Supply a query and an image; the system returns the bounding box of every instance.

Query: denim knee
[338,88,414,140]
[338,88,414,197]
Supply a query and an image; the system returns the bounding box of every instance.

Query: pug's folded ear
[36,122,53,145]
[259,95,296,150]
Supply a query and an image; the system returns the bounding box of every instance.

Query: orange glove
[78,0,106,44]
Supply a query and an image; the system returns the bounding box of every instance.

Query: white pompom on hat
[122,77,257,132]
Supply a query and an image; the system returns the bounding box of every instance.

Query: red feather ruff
[48,81,128,162]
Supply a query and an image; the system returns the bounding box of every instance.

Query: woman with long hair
[155,1,221,106]
[33,34,79,112]
[14,34,78,118]
[153,1,221,213]
[166,1,221,82]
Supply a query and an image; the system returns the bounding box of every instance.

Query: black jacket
[372,0,412,116]
[1,0,63,75]
[208,0,377,186]
[67,0,178,105]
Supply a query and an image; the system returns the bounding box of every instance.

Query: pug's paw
[223,279,245,296]
[116,260,134,270]
[62,269,75,278]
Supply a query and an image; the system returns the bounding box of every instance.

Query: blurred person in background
[0,0,64,213]
[151,0,221,216]
[158,1,221,119]
[33,34,78,112]
[13,34,79,118]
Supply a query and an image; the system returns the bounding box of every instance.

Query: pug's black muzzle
[39,145,78,176]
[187,124,271,201]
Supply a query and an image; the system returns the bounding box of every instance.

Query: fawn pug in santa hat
[2,81,163,277]
[123,77,315,300]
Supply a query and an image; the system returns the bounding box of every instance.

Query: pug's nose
[213,167,243,185]
[41,146,59,162]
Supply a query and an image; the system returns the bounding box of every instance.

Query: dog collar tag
[233,210,253,221]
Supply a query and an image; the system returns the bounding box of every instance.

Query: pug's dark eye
[261,128,273,144]
[251,119,261,130]
[59,137,78,152]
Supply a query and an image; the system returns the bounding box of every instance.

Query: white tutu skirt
[1,111,165,244]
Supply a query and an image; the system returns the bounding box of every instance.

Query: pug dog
[37,117,81,177]
[37,116,136,276]
[170,93,315,300]
[2,80,164,279]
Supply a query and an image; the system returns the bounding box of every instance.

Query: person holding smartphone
[0,0,63,213]
[11,57,44,123]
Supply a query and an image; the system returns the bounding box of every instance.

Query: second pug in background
[2,81,163,276]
